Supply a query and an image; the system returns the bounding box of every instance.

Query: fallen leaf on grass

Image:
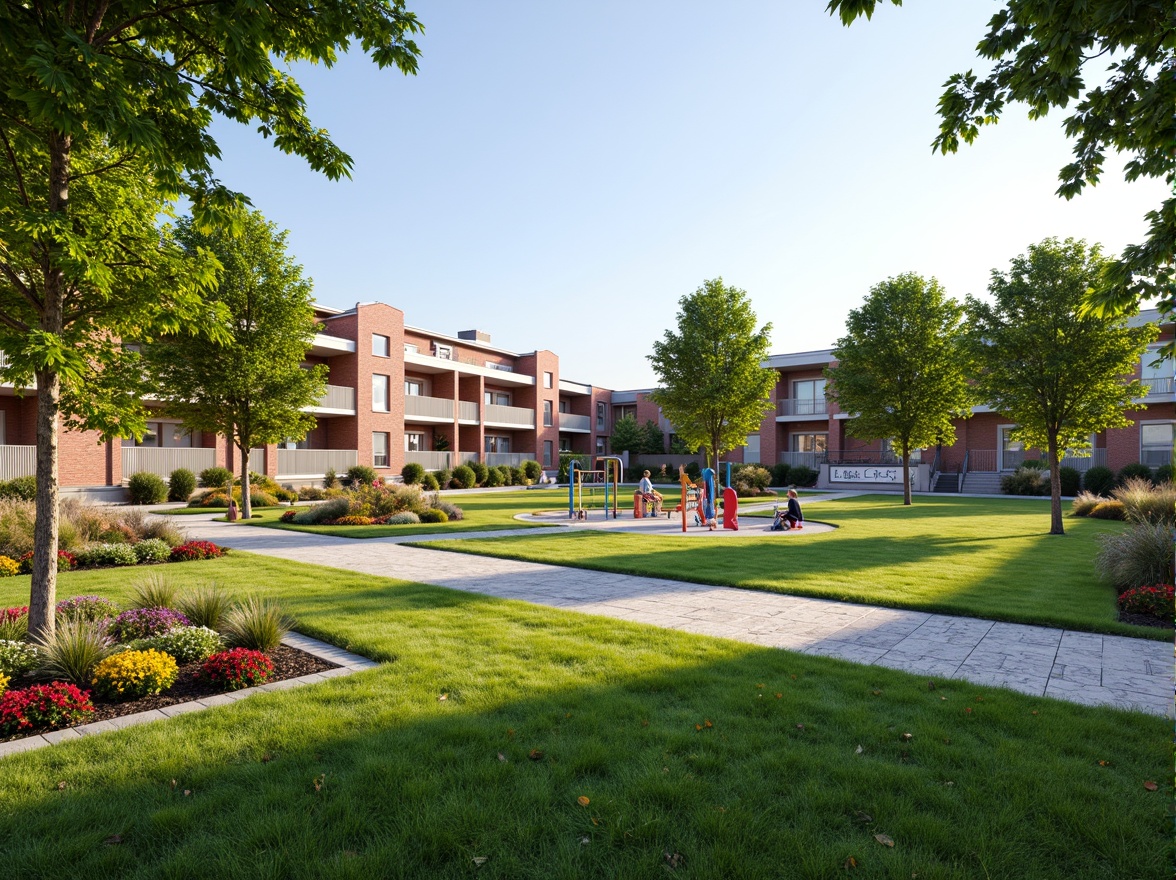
[1143,781,1158,791]
[1031,710,1038,716]
[775,693,782,699]
[641,720,649,727]
[704,720,713,728]
[756,683,764,689]
[796,723,805,731]
[507,728,515,738]
[56,781,66,791]
[855,745,863,754]
[664,851,685,869]
[528,749,544,761]
[695,724,702,731]
[1098,760,1112,767]
[313,774,325,792]
[577,796,590,806]
[103,834,122,846]
[901,733,913,742]
[791,674,797,680]
[261,753,273,763]
[853,811,873,824]
[964,708,972,714]
[579,836,590,846]
[873,833,895,847]
[871,690,882,696]
[183,790,191,797]
[497,753,507,763]
[472,856,487,867]
[438,693,448,702]
[590,817,600,825]
[170,779,177,790]
[843,855,858,869]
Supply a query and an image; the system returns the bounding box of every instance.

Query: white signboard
[830,466,912,484]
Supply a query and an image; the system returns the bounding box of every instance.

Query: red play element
[722,487,739,530]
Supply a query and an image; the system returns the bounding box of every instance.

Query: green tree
[825,273,975,505]
[0,0,420,641]
[146,212,328,519]
[828,1,1175,332]
[609,415,644,455]
[649,279,776,471]
[966,238,1156,535]
[640,419,665,455]
[0,140,221,642]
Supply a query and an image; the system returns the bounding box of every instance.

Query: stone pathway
[175,515,1173,717]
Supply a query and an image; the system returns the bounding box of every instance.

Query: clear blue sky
[207,1,1164,390]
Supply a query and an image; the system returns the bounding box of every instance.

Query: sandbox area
[516,510,836,538]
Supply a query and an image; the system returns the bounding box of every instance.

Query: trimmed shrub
[521,460,542,482]
[298,486,326,501]
[484,467,504,488]
[92,649,178,700]
[1069,491,1101,517]
[1082,466,1115,496]
[1154,464,1173,484]
[56,596,117,623]
[382,512,421,525]
[451,465,476,489]
[37,620,113,686]
[346,465,377,487]
[432,500,464,521]
[169,540,225,562]
[127,471,168,505]
[770,463,791,487]
[0,682,94,735]
[1112,477,1176,525]
[0,639,38,677]
[421,473,440,491]
[1088,500,1126,520]
[510,466,526,486]
[469,461,489,486]
[732,466,772,497]
[202,648,274,691]
[1058,466,1081,497]
[108,607,190,643]
[1117,462,1155,485]
[418,509,449,524]
[221,598,292,653]
[168,468,196,502]
[176,585,234,631]
[292,497,350,525]
[432,469,451,490]
[1019,458,1047,471]
[401,462,425,485]
[496,465,512,486]
[76,542,139,568]
[1117,584,1174,619]
[1001,467,1048,496]
[133,538,172,564]
[128,626,223,664]
[198,467,234,489]
[1096,522,1175,588]
[789,465,817,487]
[0,476,37,501]
[333,515,375,526]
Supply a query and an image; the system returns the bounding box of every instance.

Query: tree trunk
[901,442,912,505]
[239,443,252,520]
[1047,434,1064,535]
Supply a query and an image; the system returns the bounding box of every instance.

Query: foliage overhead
[649,279,776,470]
[826,273,975,504]
[828,0,1176,334]
[609,414,644,455]
[965,238,1156,534]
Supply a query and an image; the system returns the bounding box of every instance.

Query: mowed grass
[425,494,1161,639]
[0,556,1168,879]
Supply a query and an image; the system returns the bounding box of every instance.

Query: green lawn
[0,556,1167,879]
[422,494,1162,639]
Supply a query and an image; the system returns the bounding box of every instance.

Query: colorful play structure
[675,465,738,532]
[567,456,624,519]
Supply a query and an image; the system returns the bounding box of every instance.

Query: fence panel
[276,449,358,476]
[485,452,528,467]
[0,446,36,480]
[121,447,216,481]
[404,451,452,470]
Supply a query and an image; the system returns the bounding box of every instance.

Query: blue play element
[701,467,716,521]
[567,460,578,518]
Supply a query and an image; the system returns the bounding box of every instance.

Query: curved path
[176,514,1171,717]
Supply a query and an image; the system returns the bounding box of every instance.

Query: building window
[372,334,390,358]
[1141,348,1174,395]
[485,361,514,372]
[543,440,553,466]
[485,390,512,406]
[614,404,637,421]
[1140,422,1174,466]
[543,371,553,389]
[485,435,511,453]
[372,375,390,412]
[792,379,827,416]
[373,432,389,467]
[595,437,606,454]
[998,425,1024,471]
[283,436,311,450]
[791,433,827,454]
[404,432,425,452]
[882,439,922,463]
[404,378,425,396]
[434,343,452,360]
[558,399,569,413]
[558,435,571,453]
[543,400,553,426]
[122,421,192,448]
[596,402,606,430]
[744,434,761,465]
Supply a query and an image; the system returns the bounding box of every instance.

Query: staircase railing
[958,451,969,493]
[929,449,941,489]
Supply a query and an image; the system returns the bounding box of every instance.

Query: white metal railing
[314,384,356,411]
[485,362,514,372]
[0,445,36,480]
[484,403,535,427]
[405,395,454,420]
[778,398,829,417]
[276,449,358,476]
[1141,377,1174,395]
[405,450,451,470]
[458,400,479,422]
[778,451,826,469]
[485,452,529,467]
[122,447,216,480]
[560,413,591,431]
[1058,449,1108,471]
[968,450,998,472]
[248,448,266,473]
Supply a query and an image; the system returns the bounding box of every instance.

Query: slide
[722,486,738,530]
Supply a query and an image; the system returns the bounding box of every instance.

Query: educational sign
[830,466,912,484]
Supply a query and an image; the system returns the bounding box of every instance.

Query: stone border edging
[0,633,378,760]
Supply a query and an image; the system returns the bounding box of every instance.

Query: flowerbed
[1117,584,1174,628]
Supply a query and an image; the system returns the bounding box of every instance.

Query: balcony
[0,445,36,480]
[122,447,217,481]
[485,452,529,467]
[276,449,358,477]
[404,395,455,422]
[404,450,453,470]
[458,401,479,423]
[560,413,591,433]
[777,398,829,420]
[403,350,535,386]
[305,384,356,415]
[1138,376,1174,401]
[484,403,535,428]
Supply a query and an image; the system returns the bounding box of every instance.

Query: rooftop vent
[458,329,491,343]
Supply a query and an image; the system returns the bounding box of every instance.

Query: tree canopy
[146,212,328,519]
[825,273,975,505]
[965,238,1156,534]
[649,279,776,471]
[828,0,1175,331]
[609,414,644,456]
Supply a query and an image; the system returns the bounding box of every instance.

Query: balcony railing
[276,449,358,477]
[248,448,266,473]
[485,452,529,467]
[778,451,827,469]
[122,447,216,481]
[1141,377,1174,396]
[313,384,356,412]
[560,413,591,432]
[456,450,480,465]
[458,401,479,422]
[405,450,451,470]
[484,404,535,427]
[778,398,829,417]
[405,395,454,420]
[1058,449,1109,471]
[0,445,36,480]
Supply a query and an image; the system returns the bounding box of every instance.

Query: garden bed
[0,643,339,744]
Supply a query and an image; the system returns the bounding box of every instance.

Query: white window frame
[792,379,826,416]
[433,343,453,360]
[998,424,1024,471]
[372,374,390,412]
[543,371,553,389]
[404,432,426,452]
[484,390,512,406]
[373,432,390,467]
[543,400,553,427]
[372,334,390,358]
[1139,420,1174,466]
[484,434,511,453]
[404,378,427,397]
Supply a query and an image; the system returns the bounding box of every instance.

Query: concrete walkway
[176,515,1172,717]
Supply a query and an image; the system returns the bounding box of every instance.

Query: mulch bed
[1117,610,1171,630]
[2,645,340,744]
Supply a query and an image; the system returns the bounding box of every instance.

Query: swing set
[567,456,624,519]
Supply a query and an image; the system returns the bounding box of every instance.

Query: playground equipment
[675,465,738,532]
[568,456,624,519]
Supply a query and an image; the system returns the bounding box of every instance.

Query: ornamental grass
[176,583,235,631]
[221,598,292,653]
[35,620,112,688]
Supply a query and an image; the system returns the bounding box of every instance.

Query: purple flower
[107,607,190,642]
[55,595,118,623]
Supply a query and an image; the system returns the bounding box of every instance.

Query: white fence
[404,451,451,470]
[483,404,535,428]
[0,446,36,480]
[276,449,358,476]
[122,447,216,480]
[248,448,266,473]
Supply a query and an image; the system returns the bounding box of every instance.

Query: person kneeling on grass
[638,470,663,514]
[772,489,804,531]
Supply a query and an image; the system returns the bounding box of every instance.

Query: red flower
[1118,584,1175,618]
[169,541,226,562]
[0,682,94,735]
[201,648,274,690]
